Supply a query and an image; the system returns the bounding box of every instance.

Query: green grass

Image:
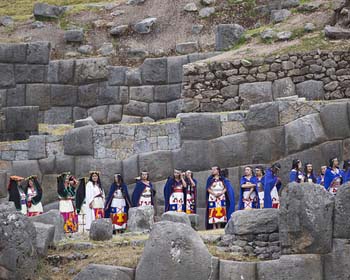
[0,0,117,21]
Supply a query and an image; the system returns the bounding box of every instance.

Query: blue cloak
[304,173,317,183]
[238,176,258,210]
[263,169,282,209]
[163,177,186,212]
[104,183,131,218]
[131,180,155,207]
[316,175,325,186]
[289,170,303,183]
[255,176,265,209]
[205,175,235,230]
[343,170,350,184]
[324,167,343,190]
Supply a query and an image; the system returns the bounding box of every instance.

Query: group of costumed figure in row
[8,175,43,216]
[289,157,350,195]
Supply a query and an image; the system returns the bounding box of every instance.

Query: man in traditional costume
[132,171,156,207]
[263,163,282,209]
[324,157,343,195]
[164,169,186,212]
[25,175,43,216]
[184,170,197,214]
[238,166,258,210]
[206,166,235,229]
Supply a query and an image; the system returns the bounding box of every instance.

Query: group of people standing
[7,157,350,234]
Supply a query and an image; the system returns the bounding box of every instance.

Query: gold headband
[89,171,100,175]
[25,175,37,181]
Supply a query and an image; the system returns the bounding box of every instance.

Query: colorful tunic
[238,176,258,210]
[132,181,155,207]
[185,178,197,214]
[256,177,265,209]
[105,183,131,231]
[324,167,343,195]
[205,176,235,229]
[26,185,43,216]
[85,181,105,230]
[263,169,282,209]
[289,169,304,183]
[164,178,186,212]
[58,184,78,234]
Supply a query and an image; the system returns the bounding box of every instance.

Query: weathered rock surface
[161,211,191,226]
[74,264,134,280]
[128,206,154,232]
[324,238,350,280]
[333,182,350,238]
[135,221,219,280]
[33,222,55,256]
[215,24,245,51]
[279,183,334,254]
[33,3,65,19]
[89,219,113,241]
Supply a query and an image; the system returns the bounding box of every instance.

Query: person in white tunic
[85,171,105,230]
[25,175,43,217]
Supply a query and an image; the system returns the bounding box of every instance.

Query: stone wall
[182,50,350,112]
[0,41,219,141]
[1,98,349,211]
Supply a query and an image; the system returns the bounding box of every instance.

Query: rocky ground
[0,0,340,67]
[36,229,234,280]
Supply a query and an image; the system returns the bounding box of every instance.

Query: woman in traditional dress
[105,174,131,233]
[85,171,105,230]
[303,163,317,183]
[289,159,304,183]
[8,175,27,215]
[316,165,327,186]
[343,160,350,184]
[132,171,156,207]
[324,157,343,195]
[264,163,282,209]
[206,166,235,229]
[255,166,265,209]
[57,173,79,234]
[164,169,186,212]
[184,170,197,214]
[238,166,257,210]
[25,175,43,216]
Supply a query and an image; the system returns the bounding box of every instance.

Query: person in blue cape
[316,165,327,186]
[206,166,235,230]
[105,174,131,233]
[343,159,350,184]
[289,159,304,183]
[264,162,282,209]
[164,169,186,212]
[303,163,317,183]
[238,166,258,210]
[255,166,265,209]
[131,171,156,208]
[324,157,343,195]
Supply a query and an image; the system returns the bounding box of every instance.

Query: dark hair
[244,166,254,176]
[304,163,313,175]
[114,174,124,185]
[89,172,102,188]
[344,160,350,170]
[140,171,149,181]
[291,159,301,170]
[329,157,338,168]
[272,162,281,170]
[255,165,265,176]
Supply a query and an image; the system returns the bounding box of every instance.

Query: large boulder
[33,222,55,257]
[0,202,38,280]
[63,126,94,156]
[135,221,219,280]
[239,82,273,109]
[179,113,222,140]
[74,264,135,280]
[89,219,113,241]
[161,211,191,226]
[215,24,245,51]
[320,102,350,140]
[225,209,279,235]
[279,183,334,255]
[272,77,296,99]
[33,3,65,19]
[29,209,65,242]
[138,151,173,181]
[244,102,280,130]
[333,183,350,238]
[284,113,327,154]
[324,239,350,280]
[133,17,157,34]
[219,260,256,280]
[127,206,154,232]
[257,254,322,280]
[296,80,324,100]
